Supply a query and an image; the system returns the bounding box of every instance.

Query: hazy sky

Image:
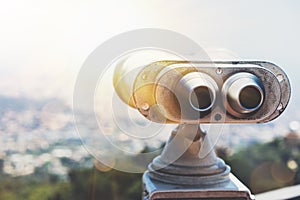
[0,0,299,110]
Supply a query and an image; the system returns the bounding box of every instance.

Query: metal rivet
[216,68,223,75]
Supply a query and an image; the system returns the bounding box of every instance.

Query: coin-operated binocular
[113,58,291,200]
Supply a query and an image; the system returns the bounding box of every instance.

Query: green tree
[225,137,300,193]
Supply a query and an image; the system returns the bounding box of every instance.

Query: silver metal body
[133,61,290,124]
[142,124,255,200]
[143,172,253,200]
[112,59,291,200]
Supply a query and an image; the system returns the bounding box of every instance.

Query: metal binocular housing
[114,60,290,125]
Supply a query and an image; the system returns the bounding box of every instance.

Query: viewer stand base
[142,124,255,200]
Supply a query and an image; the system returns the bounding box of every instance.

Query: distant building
[3,154,35,176]
[285,131,300,147]
[284,121,300,147]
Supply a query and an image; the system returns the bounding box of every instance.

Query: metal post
[143,124,255,200]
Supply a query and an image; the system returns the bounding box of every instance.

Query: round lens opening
[239,86,262,109]
[190,86,213,110]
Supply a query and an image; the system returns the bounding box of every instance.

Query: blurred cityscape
[0,95,299,179]
[0,97,92,178]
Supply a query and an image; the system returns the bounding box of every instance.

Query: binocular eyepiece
[179,72,217,112]
[222,72,264,117]
[113,60,290,124]
[179,71,264,118]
